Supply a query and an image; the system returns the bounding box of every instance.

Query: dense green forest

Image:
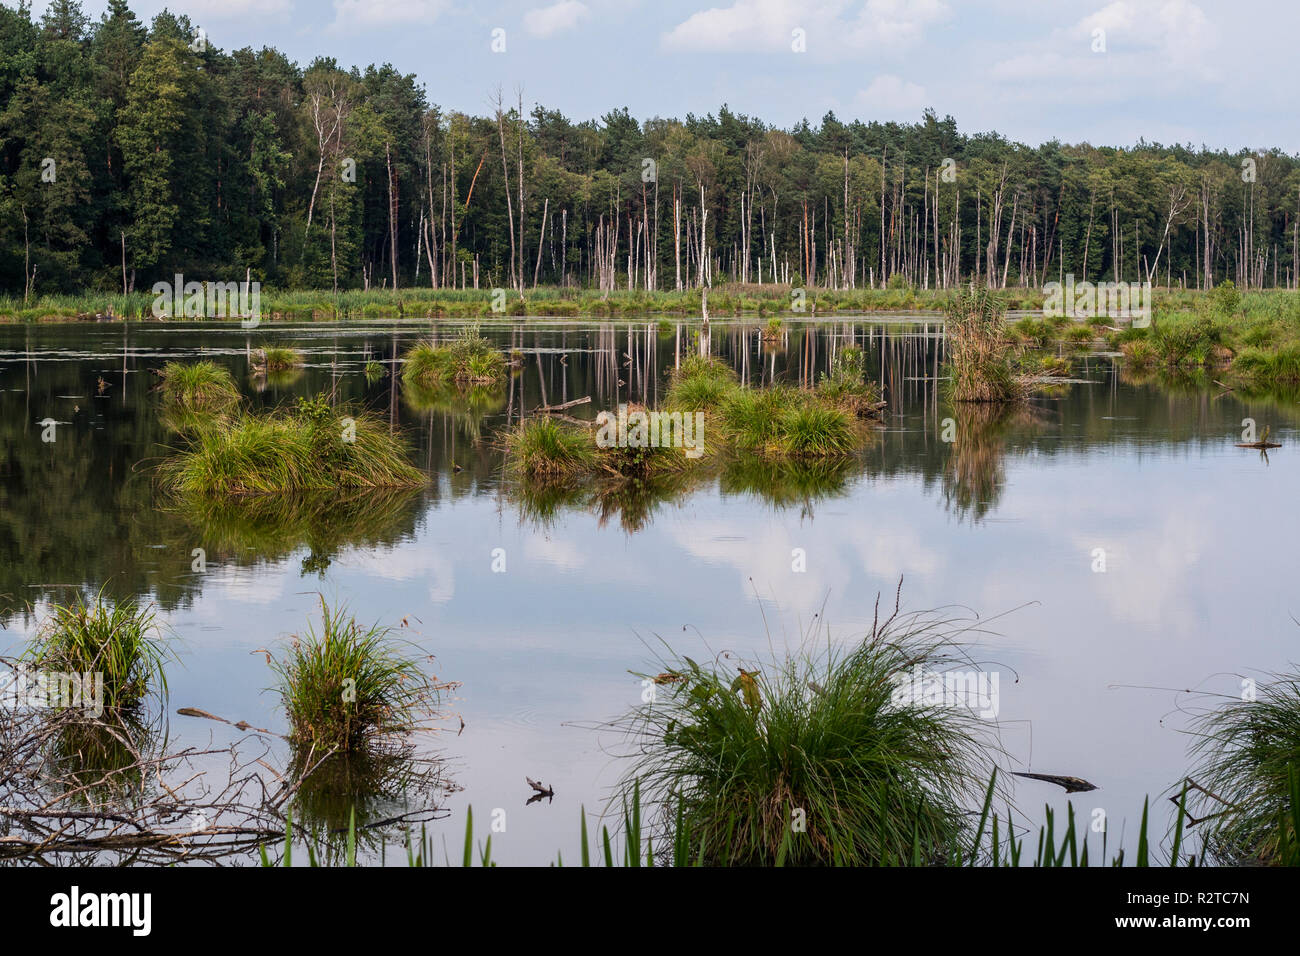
[2,0,1299,302]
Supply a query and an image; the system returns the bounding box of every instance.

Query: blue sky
[45,0,1300,151]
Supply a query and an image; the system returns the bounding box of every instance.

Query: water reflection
[3,317,1299,863]
[4,317,1298,618]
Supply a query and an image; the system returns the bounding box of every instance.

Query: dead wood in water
[1010,771,1098,793]
[535,395,591,413]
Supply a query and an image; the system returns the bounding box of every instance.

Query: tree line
[3,0,1300,301]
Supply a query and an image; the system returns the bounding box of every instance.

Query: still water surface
[1,317,1296,864]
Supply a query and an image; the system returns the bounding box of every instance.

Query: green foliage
[1209,279,1240,315]
[943,289,1025,403]
[402,330,505,388]
[22,587,170,711]
[156,360,240,413]
[258,346,303,371]
[1186,670,1300,865]
[157,396,426,496]
[1148,315,1224,366]
[503,416,597,481]
[664,355,738,411]
[270,597,444,753]
[815,344,881,415]
[618,611,1003,866]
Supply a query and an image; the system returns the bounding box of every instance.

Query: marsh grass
[503,416,598,481]
[259,345,304,370]
[22,589,170,712]
[1185,670,1300,865]
[1148,315,1225,366]
[1229,344,1300,389]
[664,354,738,411]
[943,289,1027,403]
[158,394,426,496]
[615,601,1003,865]
[402,329,506,388]
[157,360,241,413]
[271,598,453,754]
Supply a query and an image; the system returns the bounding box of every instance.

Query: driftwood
[1010,772,1098,793]
[0,656,453,864]
[1236,425,1280,449]
[176,706,284,738]
[535,395,591,413]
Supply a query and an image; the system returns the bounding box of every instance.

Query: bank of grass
[503,371,873,498]
[156,360,241,413]
[271,598,449,753]
[0,283,1046,323]
[615,605,1002,866]
[1185,670,1300,865]
[158,394,425,496]
[1102,282,1300,392]
[8,283,1299,325]
[22,589,170,711]
[402,329,506,388]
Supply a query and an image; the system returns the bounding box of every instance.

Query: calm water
[2,317,1297,864]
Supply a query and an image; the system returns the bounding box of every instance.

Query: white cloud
[855,74,929,117]
[989,0,1218,86]
[663,0,949,56]
[524,1,590,37]
[331,0,450,30]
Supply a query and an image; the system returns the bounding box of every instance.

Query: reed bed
[257,346,304,370]
[943,289,1028,403]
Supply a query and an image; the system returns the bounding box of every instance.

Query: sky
[38,0,1300,151]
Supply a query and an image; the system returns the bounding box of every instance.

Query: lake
[1,316,1296,864]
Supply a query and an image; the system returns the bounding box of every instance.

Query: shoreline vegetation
[2,283,1294,323]
[19,282,1300,395]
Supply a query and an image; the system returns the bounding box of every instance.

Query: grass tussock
[271,598,454,754]
[22,589,170,711]
[618,601,1002,865]
[943,289,1027,403]
[402,329,506,388]
[256,346,304,371]
[664,354,738,411]
[158,394,426,497]
[157,360,241,413]
[504,416,598,481]
[1185,670,1300,865]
